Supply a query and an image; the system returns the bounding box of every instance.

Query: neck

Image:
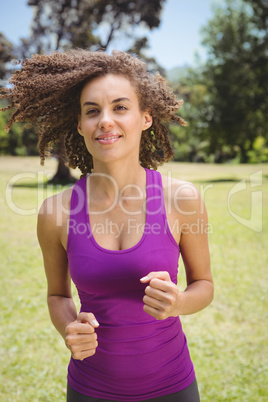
[89,159,146,201]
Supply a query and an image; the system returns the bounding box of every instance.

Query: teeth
[98,136,119,140]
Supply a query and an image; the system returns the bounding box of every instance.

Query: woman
[1,50,213,401]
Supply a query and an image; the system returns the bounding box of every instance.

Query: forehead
[80,74,138,102]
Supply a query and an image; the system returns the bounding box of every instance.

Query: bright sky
[0,0,223,70]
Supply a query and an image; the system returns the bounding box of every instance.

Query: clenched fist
[140,271,181,320]
[65,312,99,360]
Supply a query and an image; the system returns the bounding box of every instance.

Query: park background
[0,0,267,400]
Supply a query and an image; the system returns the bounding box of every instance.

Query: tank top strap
[69,175,88,224]
[145,168,166,222]
[145,168,179,250]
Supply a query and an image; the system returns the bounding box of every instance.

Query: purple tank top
[67,168,195,401]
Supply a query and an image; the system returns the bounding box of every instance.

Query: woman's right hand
[65,312,99,360]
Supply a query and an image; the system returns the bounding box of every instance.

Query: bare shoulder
[37,186,73,248]
[38,186,73,222]
[161,174,199,194]
[161,174,207,222]
[38,186,73,217]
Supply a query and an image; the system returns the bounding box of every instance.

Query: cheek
[126,114,144,132]
[82,137,96,155]
[80,118,95,134]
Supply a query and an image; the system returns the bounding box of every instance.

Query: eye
[85,108,99,116]
[114,105,127,112]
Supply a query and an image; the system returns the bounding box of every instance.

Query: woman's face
[77,74,152,167]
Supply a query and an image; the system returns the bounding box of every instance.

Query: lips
[96,133,121,140]
[96,135,121,140]
[95,133,122,144]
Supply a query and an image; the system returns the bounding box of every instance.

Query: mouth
[95,133,122,144]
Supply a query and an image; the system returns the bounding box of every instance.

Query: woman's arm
[37,195,77,338]
[37,194,99,360]
[141,180,213,319]
[175,183,213,315]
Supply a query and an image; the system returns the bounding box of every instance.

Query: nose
[98,110,114,131]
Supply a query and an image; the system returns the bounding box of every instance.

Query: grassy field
[0,156,267,401]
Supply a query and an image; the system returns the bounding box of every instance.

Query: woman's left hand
[140,272,181,320]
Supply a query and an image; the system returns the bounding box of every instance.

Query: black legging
[67,378,200,402]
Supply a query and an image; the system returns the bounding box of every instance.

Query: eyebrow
[82,97,131,107]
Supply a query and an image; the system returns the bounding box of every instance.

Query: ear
[142,111,153,131]
[77,116,83,136]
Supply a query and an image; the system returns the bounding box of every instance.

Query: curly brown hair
[0,49,186,176]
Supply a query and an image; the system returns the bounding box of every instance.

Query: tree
[199,0,268,162]
[245,0,268,32]
[22,0,165,54]
[13,0,166,182]
[0,33,13,84]
[168,67,212,163]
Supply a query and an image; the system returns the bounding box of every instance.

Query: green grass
[0,156,267,401]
